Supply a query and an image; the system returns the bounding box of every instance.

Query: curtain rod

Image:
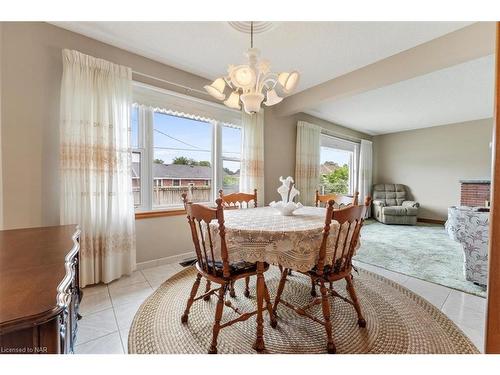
[132,70,210,97]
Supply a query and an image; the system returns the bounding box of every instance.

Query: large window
[131,105,242,212]
[319,135,358,195]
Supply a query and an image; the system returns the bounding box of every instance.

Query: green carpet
[355,220,487,297]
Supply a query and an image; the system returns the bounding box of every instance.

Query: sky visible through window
[131,107,139,148]
[131,109,242,173]
[153,112,212,167]
[221,125,241,173]
[320,146,350,165]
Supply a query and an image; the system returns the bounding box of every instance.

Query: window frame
[131,106,149,212]
[219,123,243,196]
[132,105,242,214]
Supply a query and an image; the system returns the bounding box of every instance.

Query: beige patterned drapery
[295,121,321,206]
[240,111,265,206]
[358,139,373,217]
[59,49,136,287]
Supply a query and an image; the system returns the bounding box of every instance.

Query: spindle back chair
[185,198,231,278]
[219,189,258,209]
[316,197,369,278]
[315,191,359,208]
[272,196,371,354]
[180,195,276,353]
[217,189,258,297]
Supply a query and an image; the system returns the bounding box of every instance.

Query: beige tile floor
[75,260,486,354]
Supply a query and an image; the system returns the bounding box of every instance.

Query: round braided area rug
[128,266,479,354]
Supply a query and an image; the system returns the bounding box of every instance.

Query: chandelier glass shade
[204,23,300,114]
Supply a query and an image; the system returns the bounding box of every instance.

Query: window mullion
[142,107,153,212]
[214,121,222,200]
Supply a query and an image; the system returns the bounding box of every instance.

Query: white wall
[373,118,493,220]
[135,215,193,264]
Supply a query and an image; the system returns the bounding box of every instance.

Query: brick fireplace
[460,179,491,207]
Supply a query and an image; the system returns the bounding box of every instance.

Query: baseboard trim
[135,251,195,271]
[418,218,446,225]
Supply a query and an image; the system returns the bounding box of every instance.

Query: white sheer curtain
[60,49,136,287]
[358,139,373,216]
[295,121,321,206]
[240,112,265,206]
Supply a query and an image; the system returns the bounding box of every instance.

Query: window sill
[135,209,186,220]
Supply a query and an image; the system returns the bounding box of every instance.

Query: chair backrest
[184,197,231,278]
[315,191,359,208]
[316,196,371,276]
[219,189,257,209]
[372,184,407,206]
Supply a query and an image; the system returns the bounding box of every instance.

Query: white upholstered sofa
[446,206,489,286]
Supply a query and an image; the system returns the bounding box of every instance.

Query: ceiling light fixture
[204,22,300,114]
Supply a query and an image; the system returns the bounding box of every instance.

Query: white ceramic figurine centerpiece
[269,176,303,216]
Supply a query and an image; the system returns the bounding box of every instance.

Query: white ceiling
[51,21,473,92]
[52,21,493,135]
[306,54,495,135]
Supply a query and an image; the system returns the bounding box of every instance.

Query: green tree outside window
[320,164,349,194]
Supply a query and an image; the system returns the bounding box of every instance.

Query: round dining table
[208,205,353,352]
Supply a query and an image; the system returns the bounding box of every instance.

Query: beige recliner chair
[372,184,419,225]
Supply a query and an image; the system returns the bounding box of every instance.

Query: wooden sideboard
[0,225,81,354]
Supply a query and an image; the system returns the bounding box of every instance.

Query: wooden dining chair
[219,189,257,298]
[181,196,277,353]
[272,197,371,354]
[315,190,359,208]
[310,192,355,297]
[313,190,359,290]
[219,188,258,209]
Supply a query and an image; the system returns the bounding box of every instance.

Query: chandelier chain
[251,21,254,48]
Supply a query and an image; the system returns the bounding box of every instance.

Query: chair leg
[253,263,266,352]
[263,283,278,328]
[181,273,202,324]
[278,265,283,273]
[203,280,212,301]
[229,280,236,298]
[272,268,289,317]
[320,280,336,354]
[310,277,317,297]
[345,274,366,328]
[244,277,250,297]
[209,284,226,354]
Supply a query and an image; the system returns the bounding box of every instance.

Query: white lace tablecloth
[208,206,356,272]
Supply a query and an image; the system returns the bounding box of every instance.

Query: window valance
[133,82,241,126]
[320,133,358,153]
